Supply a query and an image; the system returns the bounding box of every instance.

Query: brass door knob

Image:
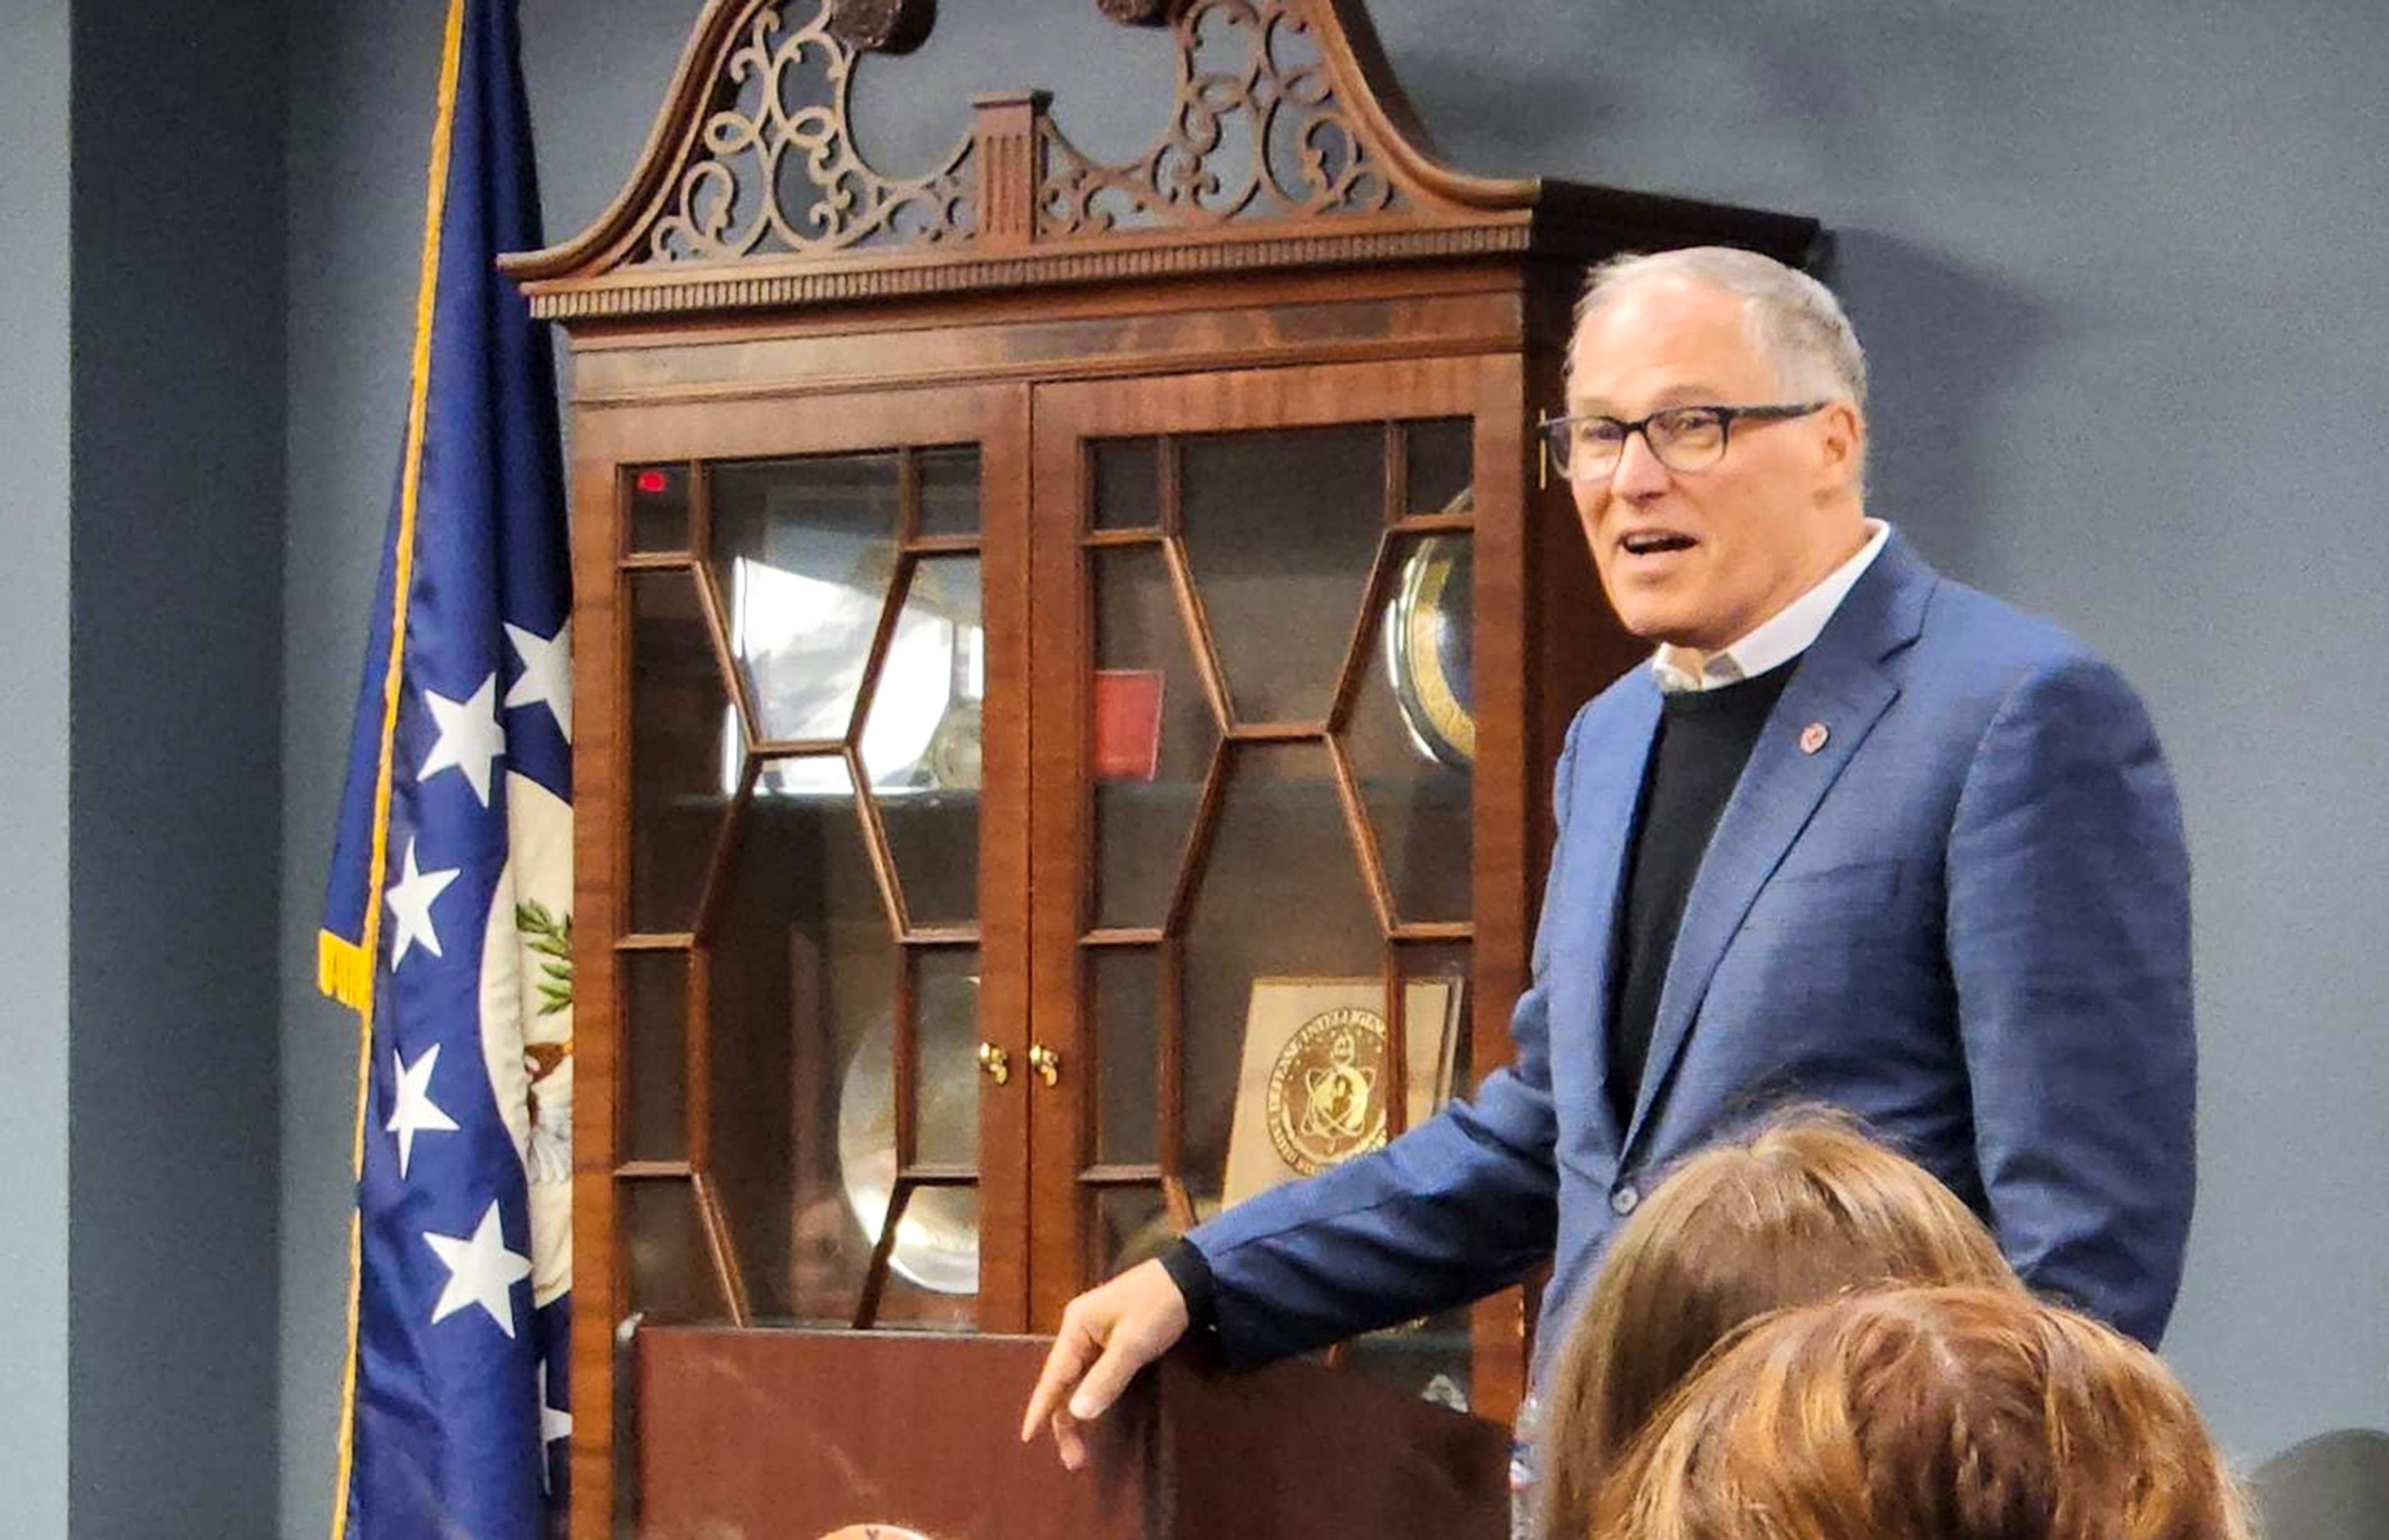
[1027,1044,1061,1087]
[976,1042,1011,1085]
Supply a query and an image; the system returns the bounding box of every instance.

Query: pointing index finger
[1020,1330,1093,1444]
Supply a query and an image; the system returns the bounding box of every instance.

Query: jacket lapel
[1619,535,1935,1157]
[1563,682,1662,1164]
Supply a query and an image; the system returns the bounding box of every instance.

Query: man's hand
[1018,1259,1191,1470]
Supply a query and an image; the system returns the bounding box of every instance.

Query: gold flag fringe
[317,930,373,1013]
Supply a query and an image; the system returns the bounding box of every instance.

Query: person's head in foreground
[1588,1284,2249,1540]
[1536,1110,2019,1540]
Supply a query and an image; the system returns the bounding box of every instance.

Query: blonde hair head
[1591,1285,2248,1540]
[1536,1110,2017,1540]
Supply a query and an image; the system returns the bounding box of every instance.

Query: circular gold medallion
[1265,1006,1390,1175]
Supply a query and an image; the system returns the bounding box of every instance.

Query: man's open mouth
[1621,531,1697,555]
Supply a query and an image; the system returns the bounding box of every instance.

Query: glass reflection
[839,991,980,1296]
[719,555,986,800]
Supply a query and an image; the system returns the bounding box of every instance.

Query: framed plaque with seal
[1221,976,1464,1208]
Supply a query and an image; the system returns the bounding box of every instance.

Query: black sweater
[1605,662,1797,1127]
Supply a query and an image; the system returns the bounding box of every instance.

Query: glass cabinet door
[1030,358,1516,1411]
[587,386,1030,1341]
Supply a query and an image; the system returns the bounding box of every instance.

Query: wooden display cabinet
[504,0,1815,1533]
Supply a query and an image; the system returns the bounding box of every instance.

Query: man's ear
[1817,401,1865,489]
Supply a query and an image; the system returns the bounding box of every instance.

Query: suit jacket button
[1610,1184,1641,1217]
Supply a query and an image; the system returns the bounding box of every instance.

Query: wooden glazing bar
[746,737,849,758]
[1160,534,1236,733]
[1158,937,1185,1185]
[690,550,760,751]
[845,743,913,939]
[686,944,713,1168]
[895,1164,980,1187]
[1076,1162,1167,1186]
[852,1181,915,1329]
[691,1170,752,1327]
[1222,720,1326,743]
[1382,943,1408,1139]
[1161,1173,1196,1234]
[900,923,981,948]
[1160,739,1234,940]
[612,1159,695,1180]
[687,456,710,562]
[895,442,920,546]
[1328,735,1398,937]
[1157,434,1183,538]
[1080,925,1164,948]
[1326,528,1399,734]
[689,754,760,942]
[607,570,635,980]
[893,949,919,1168]
[846,555,919,756]
[1390,921,1475,943]
[615,931,696,951]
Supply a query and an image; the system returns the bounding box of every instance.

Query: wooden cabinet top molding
[501,0,1816,323]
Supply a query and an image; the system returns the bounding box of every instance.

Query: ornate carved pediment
[505,0,1796,319]
[633,0,978,264]
[1036,0,1414,236]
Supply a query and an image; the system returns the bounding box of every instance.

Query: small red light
[635,469,669,495]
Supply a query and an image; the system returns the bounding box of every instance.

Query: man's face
[1565,277,1864,652]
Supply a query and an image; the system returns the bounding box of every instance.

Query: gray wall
[0,2,77,1533]
[68,0,289,1531]
[276,0,2389,1531]
[0,0,286,1531]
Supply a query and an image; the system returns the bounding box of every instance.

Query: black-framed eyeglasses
[1537,402,1825,483]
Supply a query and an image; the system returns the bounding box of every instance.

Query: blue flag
[317,0,572,1533]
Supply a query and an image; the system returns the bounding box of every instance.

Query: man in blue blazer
[1024,248,2194,1467]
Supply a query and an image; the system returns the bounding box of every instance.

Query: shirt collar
[1651,520,1891,693]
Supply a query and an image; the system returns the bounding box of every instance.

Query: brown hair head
[1590,1285,2249,1540]
[1536,1109,2017,1540]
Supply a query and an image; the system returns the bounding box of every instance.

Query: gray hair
[1573,247,1868,410]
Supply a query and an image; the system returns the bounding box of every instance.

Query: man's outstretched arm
[1019,707,1591,1462]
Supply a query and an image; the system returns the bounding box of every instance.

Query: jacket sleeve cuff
[1158,1236,1218,1334]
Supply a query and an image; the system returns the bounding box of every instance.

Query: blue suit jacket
[1186,532,2196,1367]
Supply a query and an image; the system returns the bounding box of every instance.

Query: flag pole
[325,2,468,1534]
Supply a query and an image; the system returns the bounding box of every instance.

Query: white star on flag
[419,672,505,805]
[383,838,461,970]
[538,1360,572,1490]
[386,1044,459,1180]
[504,620,572,743]
[422,1201,534,1338]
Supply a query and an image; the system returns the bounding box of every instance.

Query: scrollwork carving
[636,0,973,264]
[1040,0,1404,237]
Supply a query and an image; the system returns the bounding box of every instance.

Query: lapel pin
[1800,721,1830,755]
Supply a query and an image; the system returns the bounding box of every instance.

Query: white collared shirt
[1650,520,1891,693]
